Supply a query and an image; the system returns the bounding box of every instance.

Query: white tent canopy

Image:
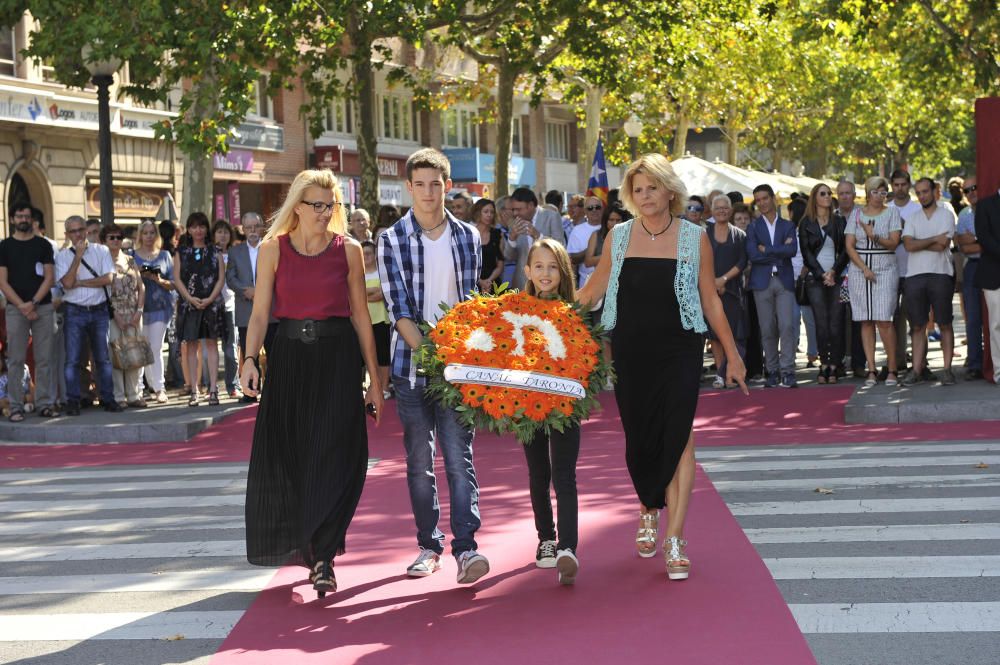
[668,155,835,203]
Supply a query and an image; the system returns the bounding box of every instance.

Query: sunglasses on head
[963,185,977,194]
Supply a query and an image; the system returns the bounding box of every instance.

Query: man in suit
[504,187,566,290]
[746,184,799,388]
[974,179,1000,383]
[226,212,276,402]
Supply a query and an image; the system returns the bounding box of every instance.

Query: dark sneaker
[406,548,441,577]
[920,366,935,382]
[900,369,923,387]
[941,369,956,386]
[965,369,984,381]
[556,549,579,585]
[780,373,797,388]
[102,401,123,413]
[456,550,490,584]
[535,540,557,569]
[764,372,779,388]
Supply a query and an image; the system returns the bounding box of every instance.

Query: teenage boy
[377,148,488,584]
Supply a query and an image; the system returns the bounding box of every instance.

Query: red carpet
[209,400,816,665]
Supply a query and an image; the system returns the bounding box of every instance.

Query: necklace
[417,217,447,235]
[640,215,673,240]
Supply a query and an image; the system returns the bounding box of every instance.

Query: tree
[2,1,304,218]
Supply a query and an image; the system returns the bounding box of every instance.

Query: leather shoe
[240,395,258,403]
[965,369,984,381]
[102,401,124,413]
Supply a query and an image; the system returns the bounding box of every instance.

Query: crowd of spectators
[0,164,993,423]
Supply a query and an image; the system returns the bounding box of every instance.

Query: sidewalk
[0,391,250,443]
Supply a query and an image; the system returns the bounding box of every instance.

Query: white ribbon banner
[443,364,586,399]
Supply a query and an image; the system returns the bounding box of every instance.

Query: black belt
[66,301,109,312]
[276,317,350,343]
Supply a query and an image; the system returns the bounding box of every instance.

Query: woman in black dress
[578,154,747,581]
[173,212,226,406]
[472,198,504,293]
[706,195,748,388]
[240,169,382,599]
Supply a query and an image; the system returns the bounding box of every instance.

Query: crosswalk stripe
[711,473,1000,491]
[0,478,246,496]
[729,496,1000,515]
[0,611,245,641]
[697,442,1000,460]
[0,540,246,562]
[0,515,245,535]
[764,555,1000,579]
[789,602,1000,633]
[745,523,1000,543]
[701,454,1000,473]
[0,494,245,513]
[0,569,275,595]
[0,465,248,484]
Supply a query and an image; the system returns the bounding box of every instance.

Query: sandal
[864,371,878,388]
[188,393,200,407]
[8,409,25,423]
[38,406,59,418]
[310,560,336,599]
[816,368,827,384]
[885,371,898,387]
[828,367,838,384]
[208,392,220,406]
[664,536,690,580]
[636,510,659,558]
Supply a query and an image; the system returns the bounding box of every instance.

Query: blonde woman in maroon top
[241,169,383,599]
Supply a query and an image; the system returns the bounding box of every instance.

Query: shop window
[379,93,417,142]
[0,28,14,76]
[545,122,571,161]
[324,96,353,135]
[442,107,478,149]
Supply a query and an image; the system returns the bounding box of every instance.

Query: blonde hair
[864,176,889,197]
[265,169,346,241]
[137,220,162,251]
[619,153,688,218]
[525,238,576,302]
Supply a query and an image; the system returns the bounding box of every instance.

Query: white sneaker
[712,375,725,389]
[406,548,441,577]
[556,549,579,585]
[535,540,557,568]
[155,390,169,404]
[456,550,490,584]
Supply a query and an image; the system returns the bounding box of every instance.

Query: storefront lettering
[232,122,284,151]
[213,149,255,173]
[0,96,29,120]
[85,185,165,217]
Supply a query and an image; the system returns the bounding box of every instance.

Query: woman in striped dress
[845,176,903,387]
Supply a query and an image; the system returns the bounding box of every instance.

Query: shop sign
[380,183,403,205]
[0,95,37,121]
[227,183,242,222]
[214,194,227,222]
[442,148,481,181]
[480,153,537,187]
[314,146,343,171]
[214,149,255,173]
[85,185,166,217]
[232,121,284,151]
[378,157,404,177]
[119,111,164,135]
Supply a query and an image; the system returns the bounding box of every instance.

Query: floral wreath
[418,288,612,444]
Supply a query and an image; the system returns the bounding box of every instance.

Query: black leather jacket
[798,214,849,280]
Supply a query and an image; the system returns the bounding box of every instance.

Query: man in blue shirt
[957,175,983,379]
[746,184,799,388]
[377,148,488,585]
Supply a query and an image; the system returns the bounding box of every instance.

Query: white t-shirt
[566,222,601,287]
[55,243,115,307]
[421,224,459,324]
[890,199,921,278]
[902,204,956,277]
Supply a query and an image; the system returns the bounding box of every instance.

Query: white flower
[464,327,496,352]
[501,312,567,360]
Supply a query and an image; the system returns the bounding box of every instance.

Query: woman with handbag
[174,213,226,406]
[798,184,849,384]
[103,224,148,408]
[131,220,175,403]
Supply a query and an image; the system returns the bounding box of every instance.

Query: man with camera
[55,215,120,415]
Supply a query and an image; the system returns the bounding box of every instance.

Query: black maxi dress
[611,258,704,509]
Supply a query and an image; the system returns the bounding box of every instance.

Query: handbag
[110,325,155,371]
[839,276,851,304]
[794,275,810,306]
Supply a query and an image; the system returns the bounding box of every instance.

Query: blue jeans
[963,260,983,370]
[393,375,480,557]
[64,303,114,404]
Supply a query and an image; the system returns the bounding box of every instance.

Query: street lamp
[623,113,643,161]
[82,44,121,227]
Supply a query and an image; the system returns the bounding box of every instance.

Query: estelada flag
[585,137,609,204]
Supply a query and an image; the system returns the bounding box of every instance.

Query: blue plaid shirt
[377,209,482,387]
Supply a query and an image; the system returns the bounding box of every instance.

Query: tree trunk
[672,111,689,159]
[181,156,213,221]
[353,31,380,214]
[725,106,739,165]
[493,64,517,197]
[577,83,603,187]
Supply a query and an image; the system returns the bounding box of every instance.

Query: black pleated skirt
[244,317,368,568]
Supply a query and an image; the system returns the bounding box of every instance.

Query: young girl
[521,238,581,585]
[361,241,391,400]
